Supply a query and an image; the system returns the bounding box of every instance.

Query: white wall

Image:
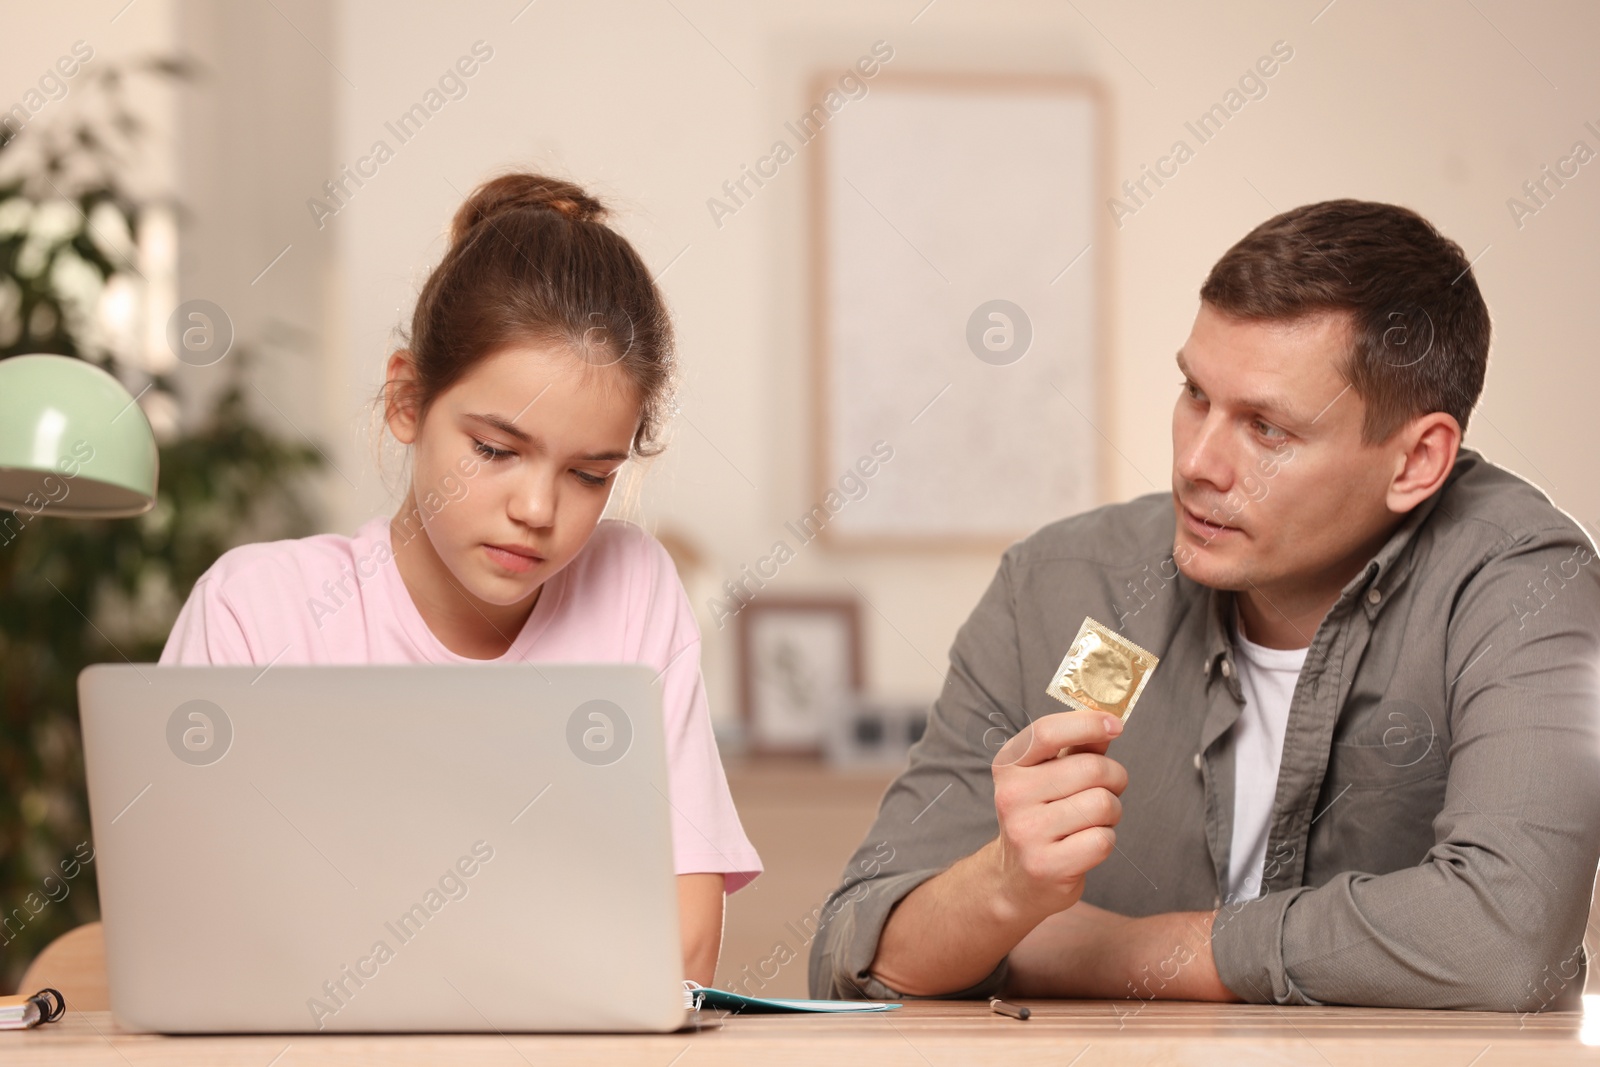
[1,0,337,503]
[205,1,1600,732]
[174,0,336,449]
[1,2,177,192]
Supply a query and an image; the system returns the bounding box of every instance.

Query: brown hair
[1199,199,1490,444]
[390,172,675,457]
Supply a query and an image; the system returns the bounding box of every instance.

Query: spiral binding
[29,988,65,1024]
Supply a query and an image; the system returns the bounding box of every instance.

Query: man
[809,200,1600,1011]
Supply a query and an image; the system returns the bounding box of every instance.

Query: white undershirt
[1225,606,1308,904]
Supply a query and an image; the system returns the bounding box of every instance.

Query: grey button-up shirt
[809,448,1600,1011]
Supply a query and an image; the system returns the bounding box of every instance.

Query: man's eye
[1182,380,1205,402]
[1253,419,1286,440]
[574,470,612,487]
[472,439,513,460]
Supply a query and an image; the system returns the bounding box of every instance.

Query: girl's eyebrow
[464,413,630,462]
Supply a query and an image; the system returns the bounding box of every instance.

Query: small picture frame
[736,596,864,755]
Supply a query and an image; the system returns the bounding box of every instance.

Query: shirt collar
[1342,445,1478,619]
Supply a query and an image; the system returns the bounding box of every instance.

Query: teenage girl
[160,173,762,985]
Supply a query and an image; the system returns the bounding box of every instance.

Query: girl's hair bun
[403,169,677,463]
[449,172,607,245]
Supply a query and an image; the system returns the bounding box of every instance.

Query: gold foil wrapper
[1045,616,1159,723]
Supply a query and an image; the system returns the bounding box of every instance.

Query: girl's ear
[385,350,422,444]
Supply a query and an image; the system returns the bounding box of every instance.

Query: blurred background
[3,0,1598,998]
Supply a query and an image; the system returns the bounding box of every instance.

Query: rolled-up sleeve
[809,548,1027,1000]
[1213,528,1600,1010]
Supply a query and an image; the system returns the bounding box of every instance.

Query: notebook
[0,989,65,1030]
[682,981,900,1014]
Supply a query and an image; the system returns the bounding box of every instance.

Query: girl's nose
[507,471,557,529]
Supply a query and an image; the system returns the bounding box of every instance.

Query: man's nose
[1175,412,1234,494]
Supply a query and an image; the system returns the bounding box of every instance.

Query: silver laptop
[78,663,686,1033]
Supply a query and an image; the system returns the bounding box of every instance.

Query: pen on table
[989,997,1030,1021]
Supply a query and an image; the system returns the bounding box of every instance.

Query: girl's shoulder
[195,519,387,600]
[565,520,695,648]
[579,518,672,572]
[565,518,684,599]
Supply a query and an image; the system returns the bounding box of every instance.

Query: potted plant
[0,55,322,992]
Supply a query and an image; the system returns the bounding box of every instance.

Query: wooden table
[9,1000,1599,1065]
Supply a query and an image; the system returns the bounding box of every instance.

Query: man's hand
[868,709,1128,996]
[988,709,1130,924]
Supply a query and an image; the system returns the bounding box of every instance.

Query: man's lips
[483,543,545,573]
[1180,505,1242,540]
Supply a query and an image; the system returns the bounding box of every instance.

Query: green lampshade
[0,354,160,519]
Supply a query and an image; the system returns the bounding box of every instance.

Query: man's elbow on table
[1457,925,1587,1014]
[1252,880,1592,1012]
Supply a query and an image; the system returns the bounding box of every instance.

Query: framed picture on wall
[810,72,1110,550]
[736,596,864,755]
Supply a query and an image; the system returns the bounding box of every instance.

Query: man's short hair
[1199,199,1491,444]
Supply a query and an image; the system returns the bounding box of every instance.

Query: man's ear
[1386,412,1461,514]
[385,350,422,445]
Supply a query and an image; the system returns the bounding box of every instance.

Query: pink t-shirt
[160,515,761,892]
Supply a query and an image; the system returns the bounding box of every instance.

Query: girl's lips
[1181,506,1241,541]
[483,543,544,574]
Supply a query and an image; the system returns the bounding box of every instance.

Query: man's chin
[1173,538,1251,592]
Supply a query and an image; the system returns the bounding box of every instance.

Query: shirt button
[1192,752,1203,771]
[1367,588,1382,604]
[1212,895,1222,909]
[1220,659,1233,679]
[1203,659,1212,677]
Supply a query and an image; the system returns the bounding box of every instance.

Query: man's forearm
[1007,903,1238,1001]
[866,709,1129,997]
[869,840,1045,996]
[1108,909,1236,1001]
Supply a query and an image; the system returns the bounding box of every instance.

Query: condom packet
[1045,616,1159,724]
